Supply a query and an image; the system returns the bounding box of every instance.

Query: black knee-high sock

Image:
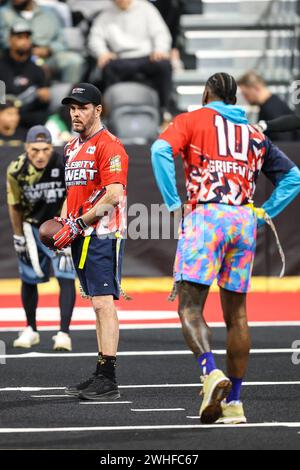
[58,278,76,334]
[21,282,38,331]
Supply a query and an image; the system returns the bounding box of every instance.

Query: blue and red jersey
[64,128,128,234]
[159,106,294,206]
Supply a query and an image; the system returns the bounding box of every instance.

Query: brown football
[39,219,64,249]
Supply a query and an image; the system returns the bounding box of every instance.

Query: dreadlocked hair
[206,72,237,105]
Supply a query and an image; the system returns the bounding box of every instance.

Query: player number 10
[215,115,249,163]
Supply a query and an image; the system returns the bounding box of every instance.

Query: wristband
[76,217,89,230]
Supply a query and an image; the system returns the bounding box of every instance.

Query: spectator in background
[89,0,173,120]
[0,22,50,128]
[36,0,73,27]
[0,0,84,83]
[238,71,297,141]
[0,95,26,142]
[148,0,184,70]
[45,104,72,145]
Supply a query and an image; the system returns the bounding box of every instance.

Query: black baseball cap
[62,83,102,106]
[10,22,32,36]
[26,125,52,144]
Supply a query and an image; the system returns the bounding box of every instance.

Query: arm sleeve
[266,114,300,133]
[6,169,21,206]
[146,3,172,53]
[259,138,300,223]
[261,166,300,222]
[88,14,110,59]
[151,139,182,212]
[98,142,129,187]
[47,13,67,54]
[262,138,296,185]
[159,113,191,156]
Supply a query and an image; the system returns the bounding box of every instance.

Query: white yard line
[0,387,65,392]
[131,408,186,412]
[1,382,300,393]
[0,348,299,360]
[80,402,132,405]
[121,382,300,388]
[0,423,299,434]
[31,395,73,399]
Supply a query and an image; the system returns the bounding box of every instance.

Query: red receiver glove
[53,217,87,250]
[53,189,107,250]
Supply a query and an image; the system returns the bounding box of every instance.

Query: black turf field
[0,327,299,450]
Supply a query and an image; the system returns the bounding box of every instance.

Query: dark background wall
[0,143,299,278]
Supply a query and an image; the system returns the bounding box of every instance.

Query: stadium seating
[174,0,300,121]
[32,1,300,125]
[67,0,110,19]
[63,27,85,52]
[49,83,73,114]
[104,82,160,144]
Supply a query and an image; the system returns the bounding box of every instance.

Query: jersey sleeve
[262,138,296,185]
[97,141,129,187]
[266,114,300,133]
[6,165,21,206]
[151,139,182,211]
[159,113,191,157]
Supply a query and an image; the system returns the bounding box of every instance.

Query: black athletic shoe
[65,374,97,397]
[79,374,120,401]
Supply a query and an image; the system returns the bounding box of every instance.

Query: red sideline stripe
[0,293,179,309]
[0,292,299,322]
[0,319,181,328]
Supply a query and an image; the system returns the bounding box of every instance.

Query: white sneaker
[216,401,247,425]
[52,331,72,352]
[13,327,40,349]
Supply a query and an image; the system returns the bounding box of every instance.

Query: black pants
[149,0,184,48]
[21,279,76,333]
[102,57,172,110]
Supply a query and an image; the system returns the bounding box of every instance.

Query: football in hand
[39,219,64,250]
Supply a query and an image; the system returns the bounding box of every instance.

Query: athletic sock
[96,354,117,381]
[21,282,38,331]
[197,352,217,376]
[226,377,243,403]
[58,279,76,334]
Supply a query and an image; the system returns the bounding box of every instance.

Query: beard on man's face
[72,122,85,133]
[72,110,98,134]
[15,47,31,57]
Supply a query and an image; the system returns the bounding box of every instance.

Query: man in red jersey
[53,83,129,401]
[152,73,300,424]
